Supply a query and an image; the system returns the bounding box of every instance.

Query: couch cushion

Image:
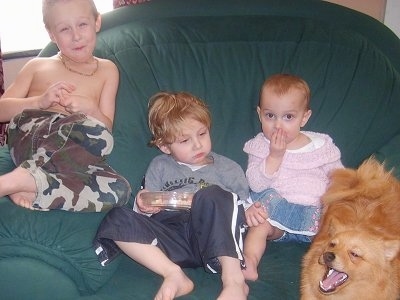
[375,134,400,179]
[91,242,309,299]
[91,15,400,188]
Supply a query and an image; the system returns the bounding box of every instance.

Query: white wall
[325,0,386,21]
[3,57,31,90]
[385,0,400,38]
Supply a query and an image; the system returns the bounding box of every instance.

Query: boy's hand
[58,89,113,129]
[40,81,76,109]
[59,93,98,115]
[136,189,161,214]
[245,201,268,227]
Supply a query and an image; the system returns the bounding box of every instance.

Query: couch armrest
[0,146,14,175]
[0,147,120,295]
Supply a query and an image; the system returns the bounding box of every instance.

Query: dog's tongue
[319,268,348,293]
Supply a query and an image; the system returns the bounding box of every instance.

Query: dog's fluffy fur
[300,158,400,300]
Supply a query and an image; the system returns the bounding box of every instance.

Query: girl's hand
[269,128,287,158]
[245,201,268,227]
[135,189,161,214]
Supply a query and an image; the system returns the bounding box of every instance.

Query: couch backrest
[40,0,400,191]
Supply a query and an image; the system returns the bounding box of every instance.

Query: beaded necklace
[58,52,99,76]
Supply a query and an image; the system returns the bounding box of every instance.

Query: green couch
[1,0,400,299]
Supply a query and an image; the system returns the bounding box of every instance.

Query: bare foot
[217,278,249,300]
[154,267,194,300]
[9,191,36,210]
[242,254,259,281]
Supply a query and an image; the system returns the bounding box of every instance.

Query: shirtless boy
[0,0,130,212]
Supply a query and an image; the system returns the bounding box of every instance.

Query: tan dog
[300,158,400,300]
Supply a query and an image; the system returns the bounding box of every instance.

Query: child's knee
[194,185,227,201]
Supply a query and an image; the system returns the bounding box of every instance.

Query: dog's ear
[383,240,400,261]
[328,217,346,237]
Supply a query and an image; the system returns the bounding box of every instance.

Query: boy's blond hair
[42,0,99,28]
[260,74,311,110]
[148,92,211,147]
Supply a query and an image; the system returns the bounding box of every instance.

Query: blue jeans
[250,188,320,242]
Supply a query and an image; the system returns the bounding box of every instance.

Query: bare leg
[242,222,283,281]
[0,166,37,209]
[217,256,249,300]
[116,241,194,300]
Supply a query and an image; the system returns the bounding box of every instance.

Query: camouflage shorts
[7,109,131,212]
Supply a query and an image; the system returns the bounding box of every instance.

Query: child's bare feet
[0,166,37,209]
[242,254,259,281]
[154,267,194,300]
[217,276,249,300]
[9,191,36,210]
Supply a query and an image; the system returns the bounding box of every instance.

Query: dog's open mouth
[319,268,348,293]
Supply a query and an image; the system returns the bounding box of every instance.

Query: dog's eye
[329,242,336,248]
[350,251,360,258]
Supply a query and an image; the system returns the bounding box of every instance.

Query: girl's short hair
[148,92,211,147]
[260,74,311,110]
[42,0,99,28]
